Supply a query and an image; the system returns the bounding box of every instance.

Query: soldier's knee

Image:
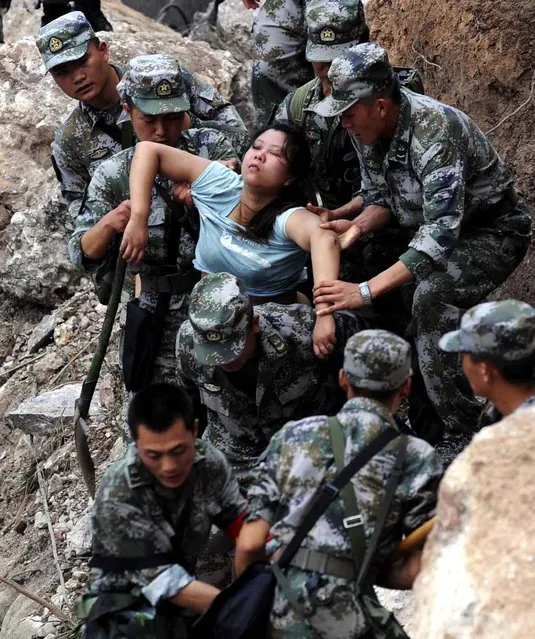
[411,273,453,322]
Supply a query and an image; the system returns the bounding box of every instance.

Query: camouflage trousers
[405,229,529,436]
[252,0,314,126]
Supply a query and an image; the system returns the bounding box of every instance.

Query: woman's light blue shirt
[190,162,308,297]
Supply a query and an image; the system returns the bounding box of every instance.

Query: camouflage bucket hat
[439,300,535,362]
[305,0,367,62]
[344,329,412,392]
[188,273,252,366]
[312,42,395,117]
[117,54,190,123]
[36,11,96,73]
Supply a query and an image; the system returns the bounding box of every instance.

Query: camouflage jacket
[176,302,338,482]
[53,65,249,217]
[274,78,358,209]
[86,441,245,605]
[353,88,532,280]
[246,396,442,637]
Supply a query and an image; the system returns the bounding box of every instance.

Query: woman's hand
[171,181,193,207]
[314,280,363,315]
[120,217,148,264]
[313,314,336,358]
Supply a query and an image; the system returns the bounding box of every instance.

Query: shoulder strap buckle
[343,514,363,530]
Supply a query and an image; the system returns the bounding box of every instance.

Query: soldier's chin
[158,473,185,488]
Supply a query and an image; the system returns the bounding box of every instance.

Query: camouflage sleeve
[67,159,123,273]
[52,137,90,219]
[190,128,240,162]
[92,498,194,604]
[272,92,293,126]
[245,431,284,524]
[210,448,248,530]
[399,136,467,279]
[400,439,443,536]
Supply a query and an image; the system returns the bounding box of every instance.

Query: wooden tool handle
[391,516,437,561]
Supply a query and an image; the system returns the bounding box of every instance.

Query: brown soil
[367,0,535,302]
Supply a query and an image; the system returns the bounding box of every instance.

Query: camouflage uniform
[246,329,443,638]
[176,273,339,486]
[440,299,535,417]
[68,55,239,384]
[79,440,245,638]
[313,43,532,436]
[253,0,365,126]
[36,14,249,219]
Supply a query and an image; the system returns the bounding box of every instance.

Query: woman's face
[242,129,294,191]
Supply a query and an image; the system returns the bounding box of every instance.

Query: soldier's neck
[491,382,535,417]
[85,65,121,112]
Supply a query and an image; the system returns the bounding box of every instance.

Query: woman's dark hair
[470,353,535,386]
[242,122,311,242]
[127,383,195,440]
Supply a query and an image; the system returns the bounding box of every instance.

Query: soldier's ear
[251,315,260,334]
[192,418,199,437]
[97,40,110,63]
[399,377,412,400]
[339,369,350,392]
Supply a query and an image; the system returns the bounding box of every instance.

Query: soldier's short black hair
[469,353,535,386]
[128,383,195,440]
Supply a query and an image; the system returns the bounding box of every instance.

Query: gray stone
[27,315,57,354]
[0,594,42,639]
[7,383,104,435]
[34,511,47,529]
[0,587,17,628]
[66,512,92,557]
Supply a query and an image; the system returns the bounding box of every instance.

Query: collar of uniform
[303,77,329,112]
[125,441,206,489]
[339,396,397,427]
[80,65,124,128]
[384,89,412,167]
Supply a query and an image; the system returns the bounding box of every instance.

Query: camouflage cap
[344,329,412,391]
[36,11,96,73]
[117,54,190,123]
[188,273,253,367]
[306,0,367,63]
[312,42,395,117]
[439,300,535,361]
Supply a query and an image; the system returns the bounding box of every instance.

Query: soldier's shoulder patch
[49,37,63,53]
[203,383,221,393]
[365,158,381,170]
[269,334,287,354]
[90,148,110,160]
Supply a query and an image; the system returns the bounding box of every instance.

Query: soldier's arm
[235,519,271,576]
[52,138,90,218]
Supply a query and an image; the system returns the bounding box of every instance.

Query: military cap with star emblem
[116,54,190,122]
[187,272,253,367]
[305,0,367,62]
[36,11,96,73]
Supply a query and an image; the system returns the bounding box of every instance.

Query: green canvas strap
[289,78,317,127]
[328,416,408,591]
[328,416,368,564]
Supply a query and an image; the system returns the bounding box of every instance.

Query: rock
[27,315,57,354]
[0,0,243,307]
[412,407,535,638]
[7,382,104,435]
[66,512,93,557]
[0,587,17,628]
[42,441,75,473]
[107,436,124,464]
[34,511,48,529]
[53,316,78,347]
[32,350,68,385]
[0,595,42,639]
[47,473,63,495]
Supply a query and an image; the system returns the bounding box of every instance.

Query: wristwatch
[358,281,373,307]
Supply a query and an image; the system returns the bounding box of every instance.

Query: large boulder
[0,0,243,307]
[366,0,535,303]
[412,407,535,638]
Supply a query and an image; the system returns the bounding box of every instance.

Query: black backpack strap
[277,426,399,569]
[94,119,136,150]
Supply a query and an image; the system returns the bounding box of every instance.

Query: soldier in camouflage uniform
[68,54,239,390]
[440,300,535,422]
[36,12,249,220]
[79,383,246,638]
[176,272,340,488]
[312,43,532,450]
[236,329,442,638]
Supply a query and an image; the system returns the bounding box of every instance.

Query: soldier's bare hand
[106,200,131,232]
[242,0,260,8]
[219,158,241,172]
[320,219,362,250]
[171,181,194,207]
[307,203,334,223]
[313,314,336,358]
[314,280,362,315]
[120,217,148,264]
